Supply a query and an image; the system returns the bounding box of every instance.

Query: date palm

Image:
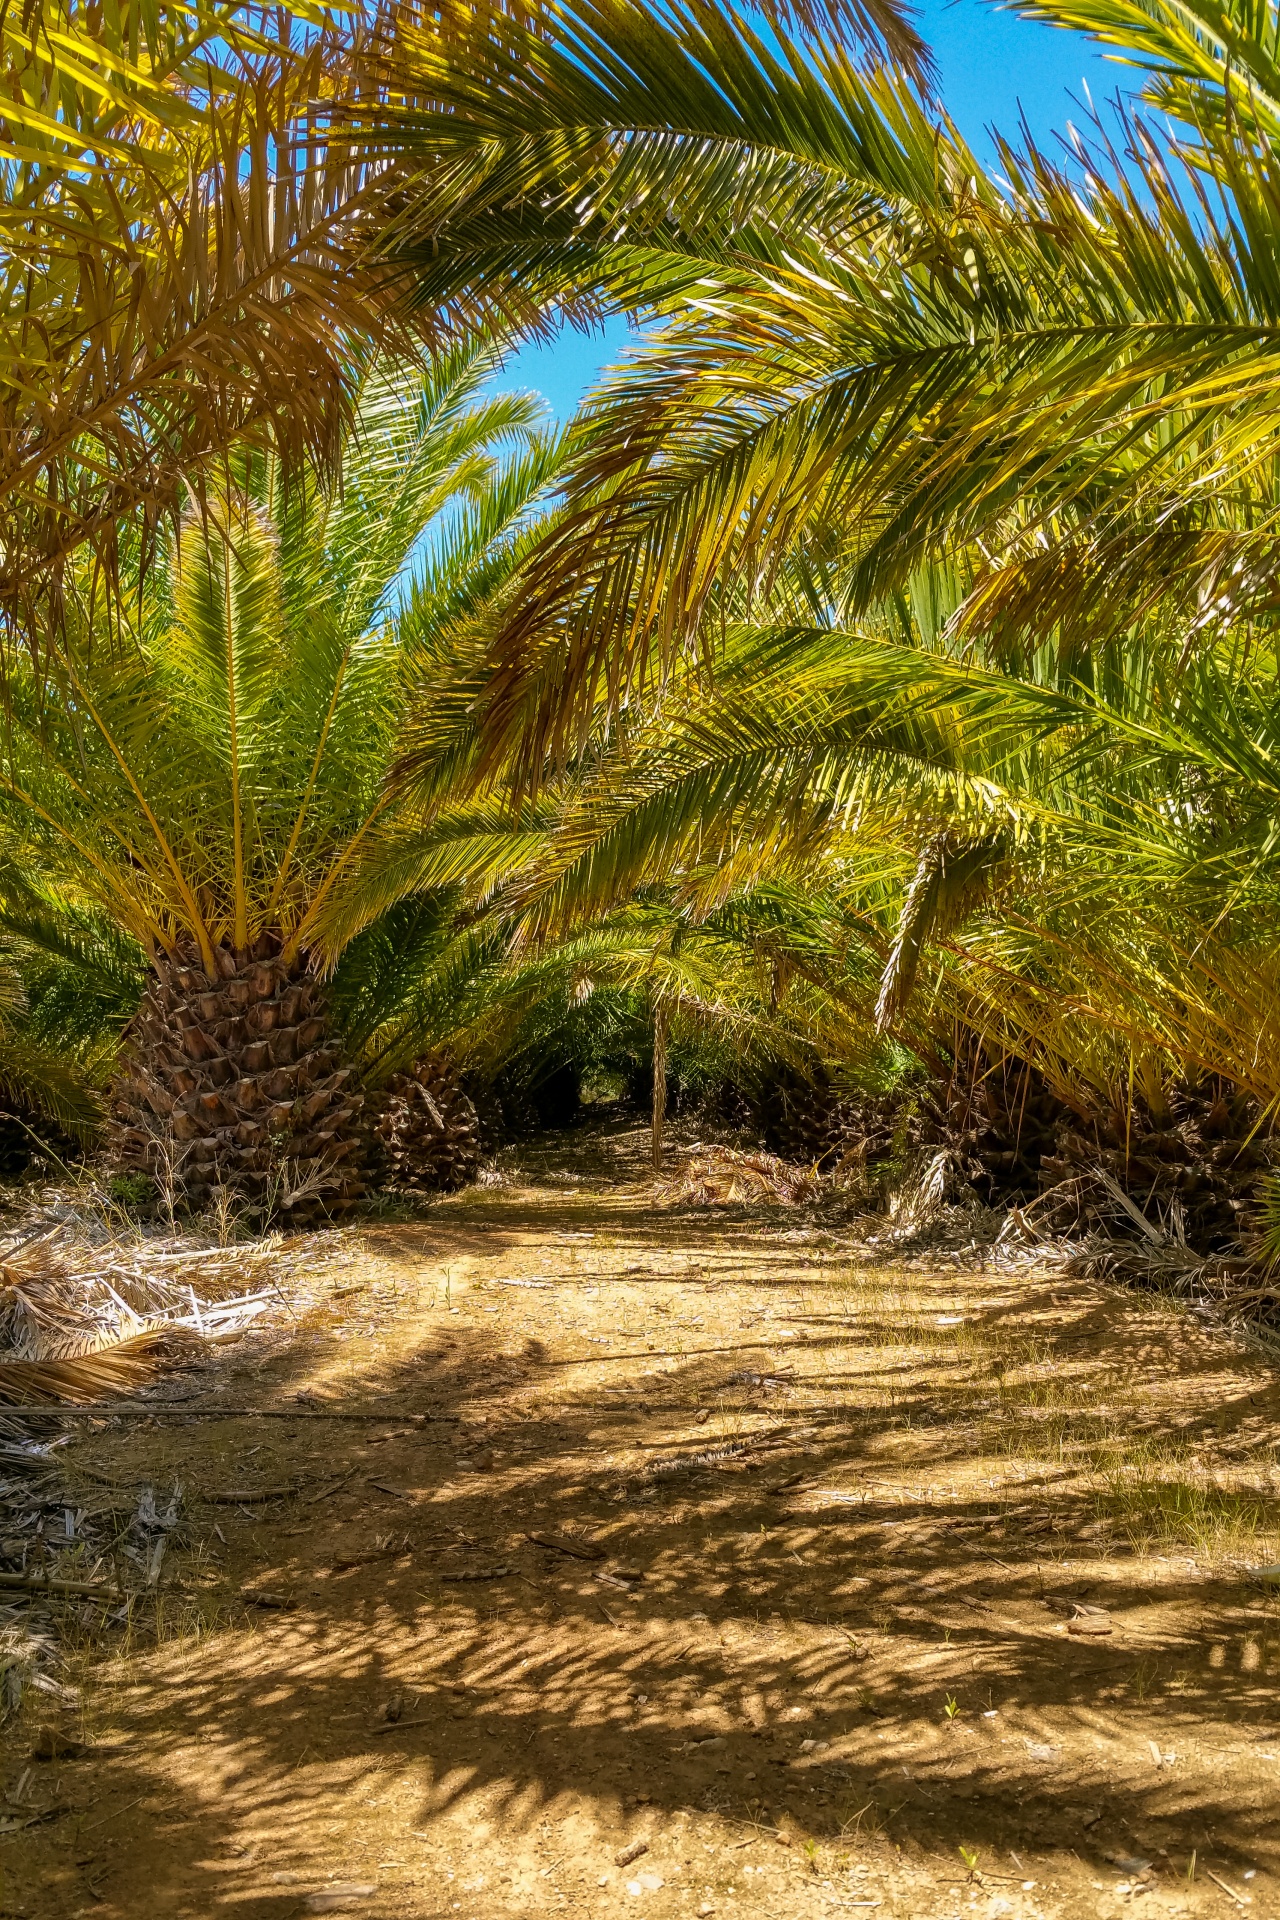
[0,349,560,1213]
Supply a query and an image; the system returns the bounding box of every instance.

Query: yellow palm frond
[0,2,419,630]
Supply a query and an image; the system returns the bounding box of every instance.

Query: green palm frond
[371,0,954,362]
[1011,0,1280,140]
[0,349,562,979]
[875,832,1010,1031]
[363,1,1280,765]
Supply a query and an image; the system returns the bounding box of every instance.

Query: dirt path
[6,1123,1280,1920]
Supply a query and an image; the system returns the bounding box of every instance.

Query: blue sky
[492,0,1138,419]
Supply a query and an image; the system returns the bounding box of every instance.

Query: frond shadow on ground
[7,1145,1280,1918]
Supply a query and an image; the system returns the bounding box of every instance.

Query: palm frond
[0,1,424,629]
[0,1328,201,1405]
[1012,0,1280,139]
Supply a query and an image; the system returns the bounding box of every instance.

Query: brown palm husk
[371,1052,482,1194]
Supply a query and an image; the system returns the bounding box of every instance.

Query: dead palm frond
[0,1329,203,1405]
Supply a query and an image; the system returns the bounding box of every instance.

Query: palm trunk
[652,1001,668,1171]
[373,1052,482,1192]
[111,934,363,1219]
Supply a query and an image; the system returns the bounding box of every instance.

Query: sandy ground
[4,1117,1280,1920]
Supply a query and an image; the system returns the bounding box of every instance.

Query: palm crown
[5,353,549,964]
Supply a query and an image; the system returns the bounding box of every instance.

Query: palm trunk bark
[111,934,363,1219]
[373,1052,482,1192]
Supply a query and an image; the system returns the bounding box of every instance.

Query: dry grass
[827,1255,1280,1566]
[1092,1445,1278,1559]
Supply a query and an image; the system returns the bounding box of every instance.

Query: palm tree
[0,349,562,1213]
[369,1,1280,1158]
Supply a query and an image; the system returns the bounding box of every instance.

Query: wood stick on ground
[526,1532,606,1561]
[201,1486,300,1504]
[0,1571,123,1598]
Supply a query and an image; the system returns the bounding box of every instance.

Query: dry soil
[5,1119,1280,1920]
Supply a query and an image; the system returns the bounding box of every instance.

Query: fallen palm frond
[0,1216,310,1403]
[0,1329,204,1406]
[649,1144,821,1206]
[1060,1224,1262,1310]
[0,1227,282,1358]
[986,1182,1280,1333]
[884,1147,976,1235]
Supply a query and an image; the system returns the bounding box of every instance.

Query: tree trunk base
[111,936,363,1221]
